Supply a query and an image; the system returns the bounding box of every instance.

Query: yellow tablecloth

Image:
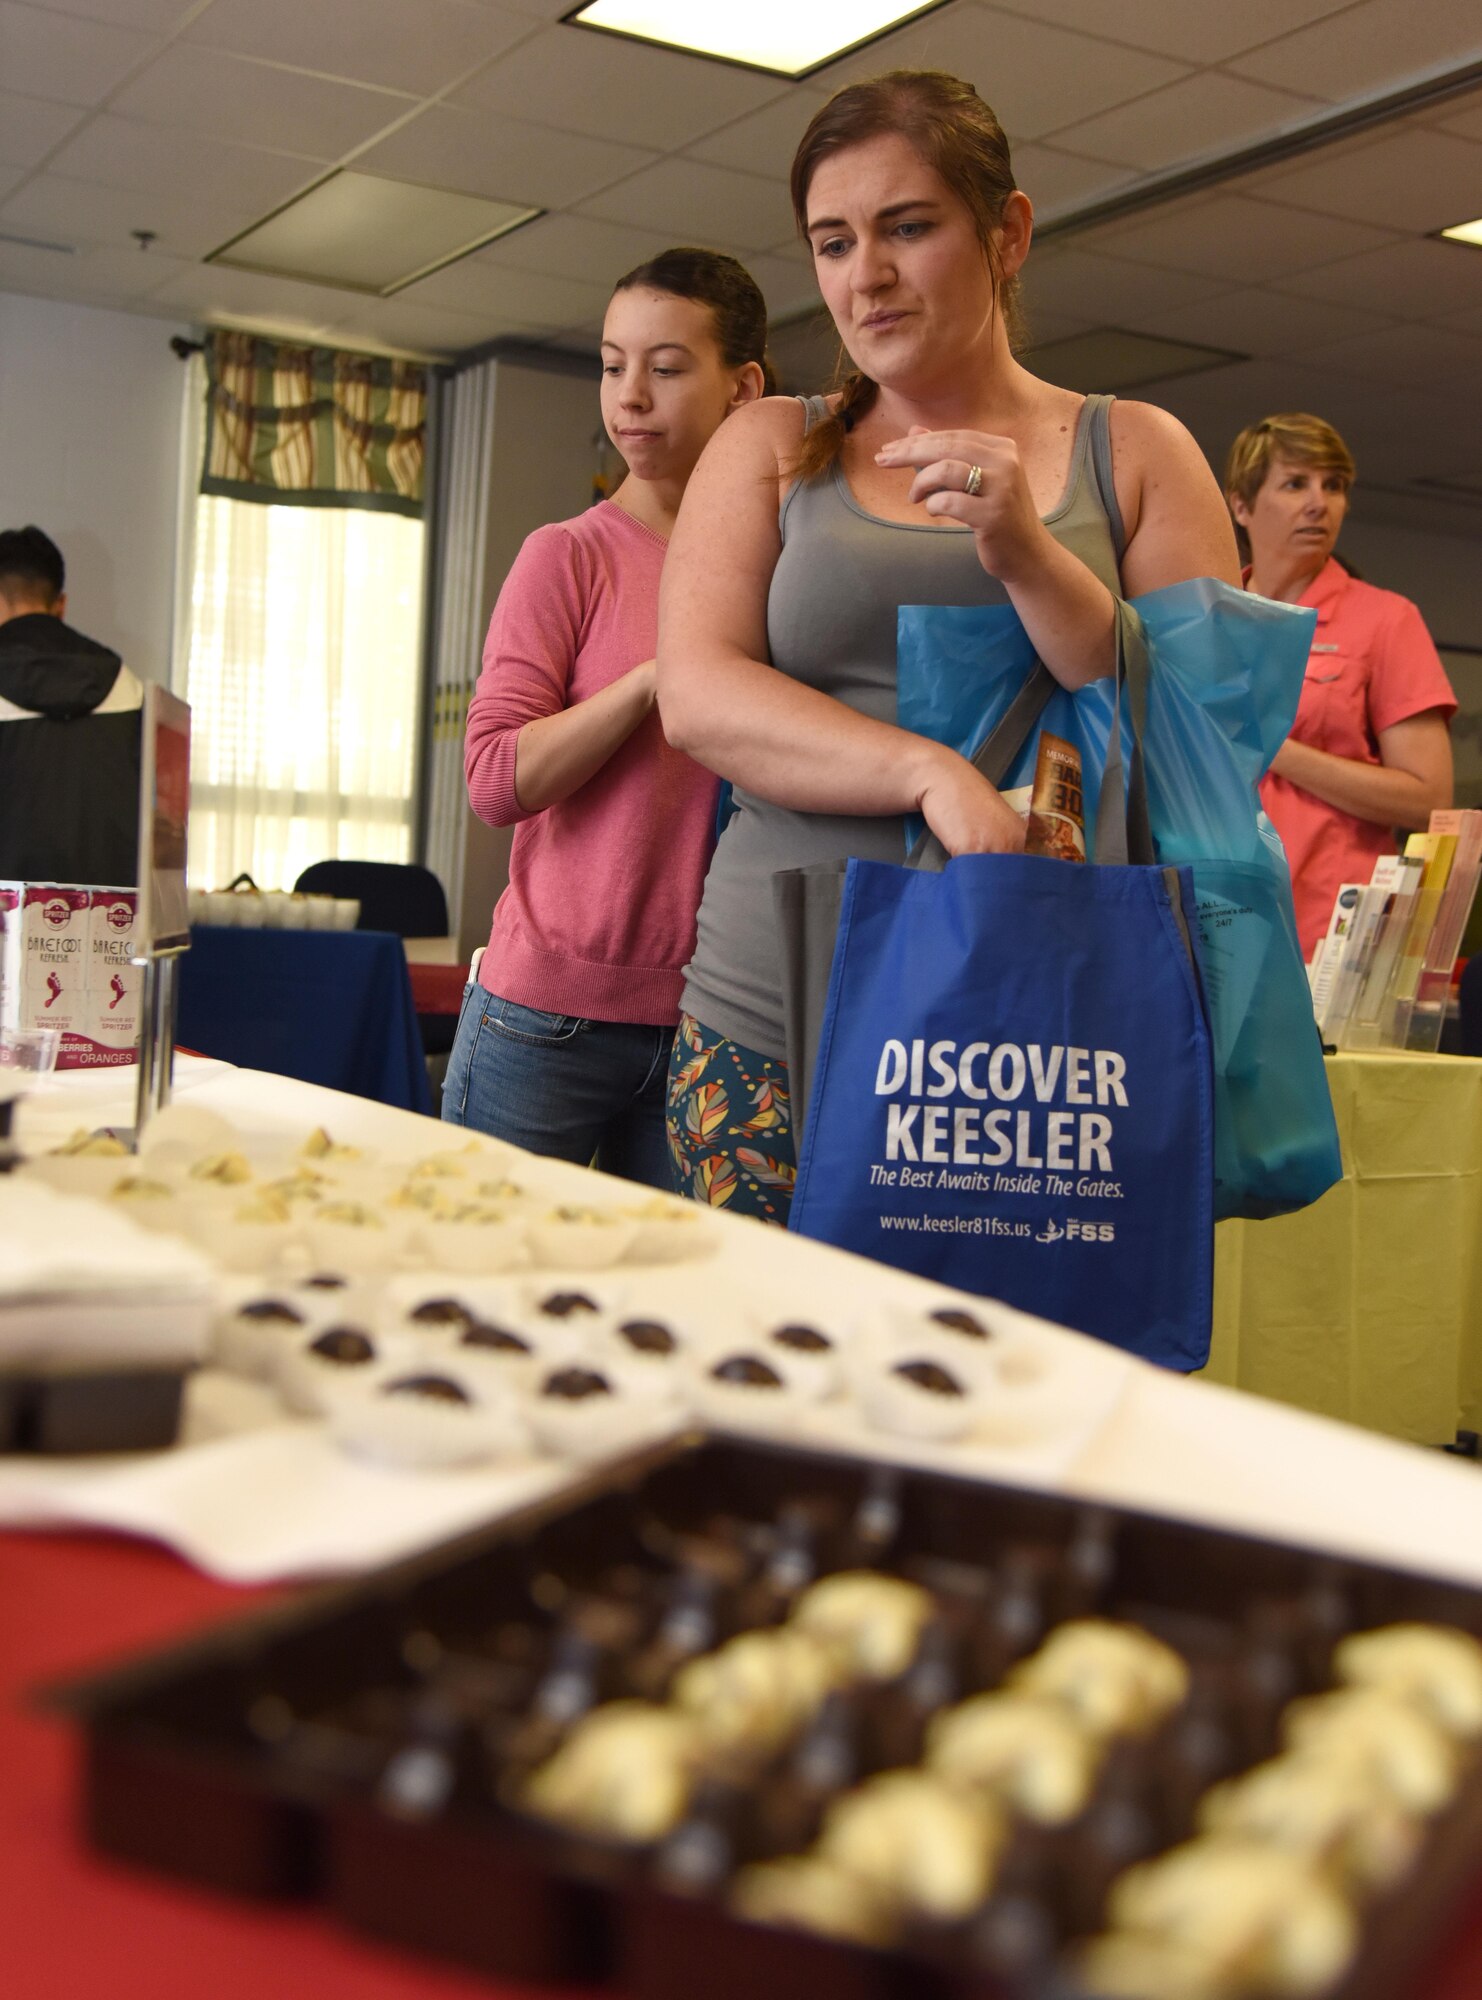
[1204,1052,1482,1444]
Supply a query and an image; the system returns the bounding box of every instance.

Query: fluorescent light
[1439,217,1482,248]
[565,0,950,78]
[209,172,541,298]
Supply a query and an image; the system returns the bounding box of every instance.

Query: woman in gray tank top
[658,70,1240,1224]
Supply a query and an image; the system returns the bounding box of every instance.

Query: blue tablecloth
[177,927,431,1115]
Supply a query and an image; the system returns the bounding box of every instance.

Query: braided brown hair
[789,71,1022,482]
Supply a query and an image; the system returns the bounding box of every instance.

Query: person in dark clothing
[0,526,143,885]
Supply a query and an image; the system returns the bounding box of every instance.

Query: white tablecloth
[10,1058,1482,1591]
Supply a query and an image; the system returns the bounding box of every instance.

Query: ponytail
[791,365,879,483]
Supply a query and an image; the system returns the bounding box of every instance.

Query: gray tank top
[680,391,1126,1059]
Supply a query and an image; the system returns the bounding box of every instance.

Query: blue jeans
[441,985,675,1191]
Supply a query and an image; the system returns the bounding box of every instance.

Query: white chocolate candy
[1281,1686,1460,1816]
[672,1629,840,1759]
[925,1692,1100,1825]
[1334,1623,1482,1741]
[1106,1837,1358,1997]
[790,1572,934,1682]
[817,1770,1004,1922]
[1198,1752,1421,1891]
[1009,1619,1188,1738]
[731,1856,896,1947]
[523,1702,699,1842]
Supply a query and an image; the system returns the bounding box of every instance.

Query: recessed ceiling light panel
[209,171,541,298]
[1438,217,1482,249]
[565,0,951,78]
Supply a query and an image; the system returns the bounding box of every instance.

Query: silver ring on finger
[964,462,984,498]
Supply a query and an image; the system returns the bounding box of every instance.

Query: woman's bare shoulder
[1107,398,1212,475]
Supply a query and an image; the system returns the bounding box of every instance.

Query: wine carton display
[0,882,140,1068]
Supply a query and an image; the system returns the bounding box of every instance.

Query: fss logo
[1066,1218,1115,1242]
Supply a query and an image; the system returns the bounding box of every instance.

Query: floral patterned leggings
[665,1013,797,1226]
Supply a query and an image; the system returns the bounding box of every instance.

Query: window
[183,494,425,891]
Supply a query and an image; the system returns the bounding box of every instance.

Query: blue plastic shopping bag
[788,853,1215,1370]
[896,580,1340,1222]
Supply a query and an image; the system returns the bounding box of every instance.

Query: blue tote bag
[785,608,1216,1371]
[896,578,1340,1222]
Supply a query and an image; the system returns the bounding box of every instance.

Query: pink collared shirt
[1257,559,1455,961]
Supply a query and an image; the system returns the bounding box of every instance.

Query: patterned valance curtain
[202,330,427,518]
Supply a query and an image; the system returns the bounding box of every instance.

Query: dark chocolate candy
[309,1327,375,1365]
[894,1358,966,1397]
[542,1367,614,1402]
[383,1373,472,1405]
[771,1323,833,1354]
[616,1319,677,1356]
[409,1297,476,1328]
[539,1290,600,1318]
[711,1354,784,1388]
[460,1322,532,1354]
[237,1298,305,1324]
[928,1306,991,1338]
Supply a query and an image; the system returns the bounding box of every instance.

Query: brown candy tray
[50,1432,1482,2000]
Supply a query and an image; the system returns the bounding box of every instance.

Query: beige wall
[0,292,187,679]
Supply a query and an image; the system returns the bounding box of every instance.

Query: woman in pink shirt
[1224,412,1455,961]
[442,249,768,1184]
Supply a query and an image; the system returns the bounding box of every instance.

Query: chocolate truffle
[309,1327,376,1365]
[384,1373,472,1405]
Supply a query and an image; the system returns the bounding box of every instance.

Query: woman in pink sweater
[443,249,768,1186]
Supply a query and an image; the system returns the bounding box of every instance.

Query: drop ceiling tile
[0,89,86,170]
[1011,144,1136,217]
[1093,193,1399,284]
[451,22,786,152]
[1019,244,1236,324]
[578,158,796,252]
[1125,285,1397,360]
[1433,93,1482,146]
[144,259,364,324]
[0,2,159,105]
[185,0,537,96]
[37,0,197,28]
[1254,128,1482,235]
[356,104,655,210]
[0,170,267,259]
[825,4,1190,142]
[1300,320,1482,390]
[475,210,678,283]
[323,294,495,358]
[0,236,192,304]
[1269,236,1482,317]
[742,251,824,321]
[109,46,417,160]
[981,0,1353,66]
[1051,71,1322,173]
[400,256,611,325]
[682,86,833,181]
[1438,299,1482,337]
[1227,0,1482,102]
[46,114,321,212]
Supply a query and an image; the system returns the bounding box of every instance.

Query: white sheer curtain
[422,357,496,929]
[183,495,425,890]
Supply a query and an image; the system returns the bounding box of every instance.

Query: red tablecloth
[4,1527,1482,1999]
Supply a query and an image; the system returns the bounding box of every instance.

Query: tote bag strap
[907,600,1155,871]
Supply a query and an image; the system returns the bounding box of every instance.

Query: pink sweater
[465,501,719,1025]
